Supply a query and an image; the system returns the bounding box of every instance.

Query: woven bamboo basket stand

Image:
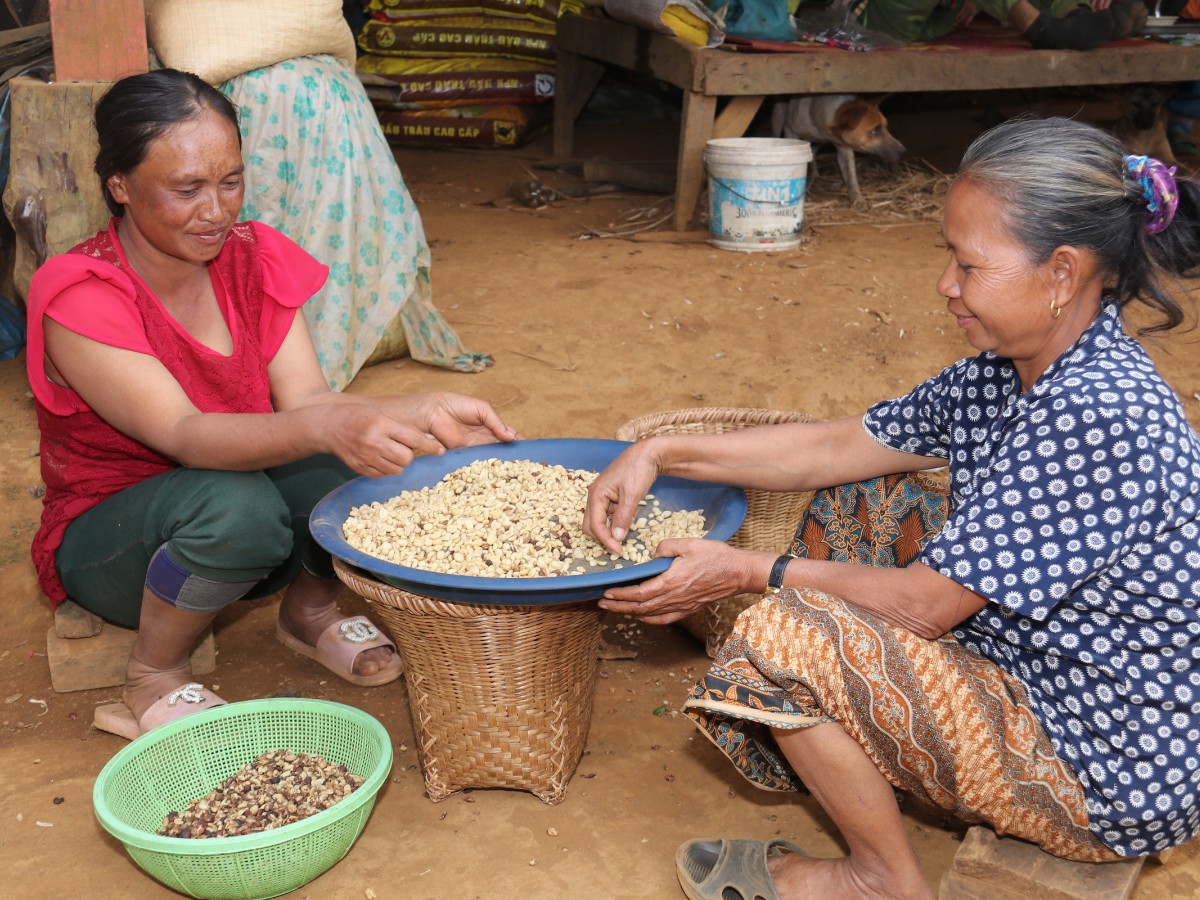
[334,558,603,805]
[615,407,818,657]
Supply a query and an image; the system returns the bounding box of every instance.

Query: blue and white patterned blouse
[862,303,1200,855]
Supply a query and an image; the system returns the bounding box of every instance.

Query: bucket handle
[706,168,805,207]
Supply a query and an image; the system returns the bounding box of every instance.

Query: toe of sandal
[94,683,227,742]
[277,615,403,687]
[676,837,808,900]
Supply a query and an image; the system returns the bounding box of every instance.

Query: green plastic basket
[93,698,393,900]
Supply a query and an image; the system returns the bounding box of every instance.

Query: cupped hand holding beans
[584,441,663,553]
[600,540,777,624]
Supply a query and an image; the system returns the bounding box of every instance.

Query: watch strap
[766,554,794,595]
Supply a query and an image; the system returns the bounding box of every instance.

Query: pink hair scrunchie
[1125,154,1179,235]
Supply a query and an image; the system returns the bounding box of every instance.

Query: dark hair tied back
[94,69,241,217]
[958,116,1200,335]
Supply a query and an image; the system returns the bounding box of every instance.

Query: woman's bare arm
[42,316,501,476]
[266,313,520,447]
[585,417,944,552]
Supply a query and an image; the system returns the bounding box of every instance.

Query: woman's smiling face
[105,107,244,265]
[936,178,1064,360]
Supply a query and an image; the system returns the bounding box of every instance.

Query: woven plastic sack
[358,55,555,109]
[358,15,557,62]
[223,55,492,387]
[365,0,583,21]
[603,0,725,47]
[145,0,357,85]
[377,102,552,147]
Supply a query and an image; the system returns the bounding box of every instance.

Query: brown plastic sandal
[275,615,402,687]
[676,837,809,900]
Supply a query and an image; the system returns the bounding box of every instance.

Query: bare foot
[277,595,396,678]
[767,852,933,900]
[123,653,199,721]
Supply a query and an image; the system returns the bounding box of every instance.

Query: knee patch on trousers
[146,545,258,615]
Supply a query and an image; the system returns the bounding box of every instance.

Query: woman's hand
[407,392,523,449]
[321,404,446,477]
[954,0,977,26]
[598,540,773,624]
[584,441,663,554]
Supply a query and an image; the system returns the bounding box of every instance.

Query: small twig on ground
[576,197,676,239]
[505,348,578,372]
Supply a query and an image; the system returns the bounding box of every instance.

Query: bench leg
[712,94,765,140]
[553,50,605,160]
[674,90,717,232]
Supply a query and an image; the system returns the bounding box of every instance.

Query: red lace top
[26,219,328,604]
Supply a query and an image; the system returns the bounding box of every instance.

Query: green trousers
[56,455,356,629]
[862,0,1084,43]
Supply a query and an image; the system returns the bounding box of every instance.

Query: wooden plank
[952,826,1144,900]
[674,89,716,232]
[1,77,111,301]
[0,21,49,47]
[556,14,702,92]
[556,16,1200,96]
[941,868,1034,900]
[712,94,765,140]
[700,44,1200,95]
[552,49,605,159]
[47,624,216,693]
[48,0,147,82]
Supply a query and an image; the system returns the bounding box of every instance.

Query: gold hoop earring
[1050,299,1061,319]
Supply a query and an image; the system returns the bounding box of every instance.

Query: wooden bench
[553,16,1200,231]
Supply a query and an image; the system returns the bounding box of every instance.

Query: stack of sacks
[357,0,583,148]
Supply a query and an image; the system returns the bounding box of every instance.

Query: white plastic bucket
[704,138,813,252]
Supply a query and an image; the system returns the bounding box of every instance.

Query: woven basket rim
[92,698,392,855]
[615,407,818,441]
[336,561,604,619]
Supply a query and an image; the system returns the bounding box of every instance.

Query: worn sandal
[677,837,809,900]
[275,615,402,687]
[94,683,227,741]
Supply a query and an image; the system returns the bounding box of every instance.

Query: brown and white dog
[1114,87,1178,167]
[771,94,905,210]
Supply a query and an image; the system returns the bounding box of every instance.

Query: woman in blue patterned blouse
[584,117,1200,900]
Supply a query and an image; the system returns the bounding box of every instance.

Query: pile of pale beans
[341,458,708,578]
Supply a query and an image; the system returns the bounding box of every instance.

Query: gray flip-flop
[676,837,809,900]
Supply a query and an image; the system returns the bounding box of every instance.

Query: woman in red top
[28,69,519,739]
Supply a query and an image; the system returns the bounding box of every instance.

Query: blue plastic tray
[310,438,747,605]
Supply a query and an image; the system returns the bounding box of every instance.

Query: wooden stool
[939,826,1148,900]
[334,559,603,805]
[46,600,215,694]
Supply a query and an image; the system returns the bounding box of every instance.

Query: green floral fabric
[221,55,491,390]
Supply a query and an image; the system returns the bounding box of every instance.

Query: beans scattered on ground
[158,749,364,839]
[342,459,708,577]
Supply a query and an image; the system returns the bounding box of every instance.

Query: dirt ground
[6,107,1200,899]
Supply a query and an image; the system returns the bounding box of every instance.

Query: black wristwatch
[764,554,794,596]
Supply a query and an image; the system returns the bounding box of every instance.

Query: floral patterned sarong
[222,56,491,390]
[684,473,1122,862]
